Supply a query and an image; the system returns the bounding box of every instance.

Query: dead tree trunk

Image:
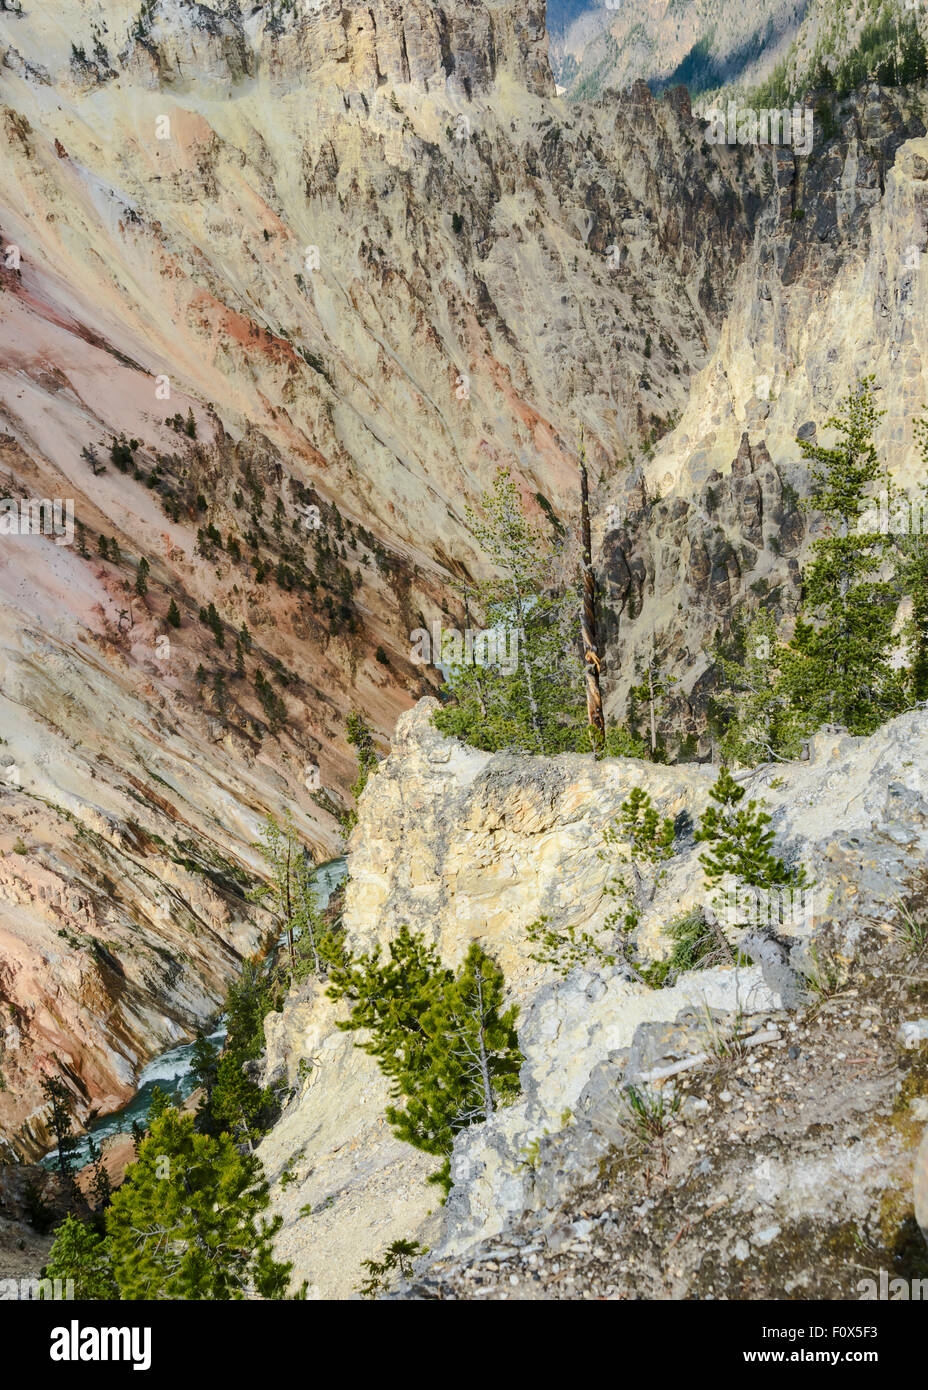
[284,835,295,971]
[579,426,605,754]
[474,968,494,1122]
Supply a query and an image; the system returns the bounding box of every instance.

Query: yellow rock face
[0,0,738,1156]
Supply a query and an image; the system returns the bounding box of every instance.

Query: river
[41,855,347,1170]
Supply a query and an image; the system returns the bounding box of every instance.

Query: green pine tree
[41,1074,78,1178]
[388,942,521,1192]
[356,1238,428,1298]
[327,926,449,1091]
[783,379,906,733]
[899,415,928,701]
[432,467,586,754]
[251,812,341,980]
[208,1051,271,1153]
[223,959,279,1059]
[344,712,378,830]
[102,1103,297,1299]
[607,786,674,918]
[712,609,808,766]
[530,788,676,979]
[190,1031,220,1109]
[199,960,280,1147]
[199,601,225,648]
[41,1215,118,1300]
[254,668,286,732]
[696,768,804,893]
[86,1136,112,1226]
[134,556,150,597]
[898,14,928,84]
[328,932,521,1194]
[167,597,181,628]
[148,1083,171,1123]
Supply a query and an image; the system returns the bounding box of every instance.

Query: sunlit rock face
[0,0,761,1155]
[261,701,928,1297]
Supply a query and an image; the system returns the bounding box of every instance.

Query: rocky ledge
[258,699,928,1298]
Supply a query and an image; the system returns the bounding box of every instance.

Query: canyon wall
[593,86,928,738]
[0,0,764,1152]
[2,0,927,1192]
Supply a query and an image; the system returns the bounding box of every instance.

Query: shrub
[328,930,522,1193]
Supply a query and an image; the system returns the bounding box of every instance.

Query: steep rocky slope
[0,0,768,1156]
[551,0,812,101]
[257,699,928,1298]
[1,0,927,1183]
[552,0,927,104]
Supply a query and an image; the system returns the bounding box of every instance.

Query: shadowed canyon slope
[549,0,813,100]
[549,0,928,103]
